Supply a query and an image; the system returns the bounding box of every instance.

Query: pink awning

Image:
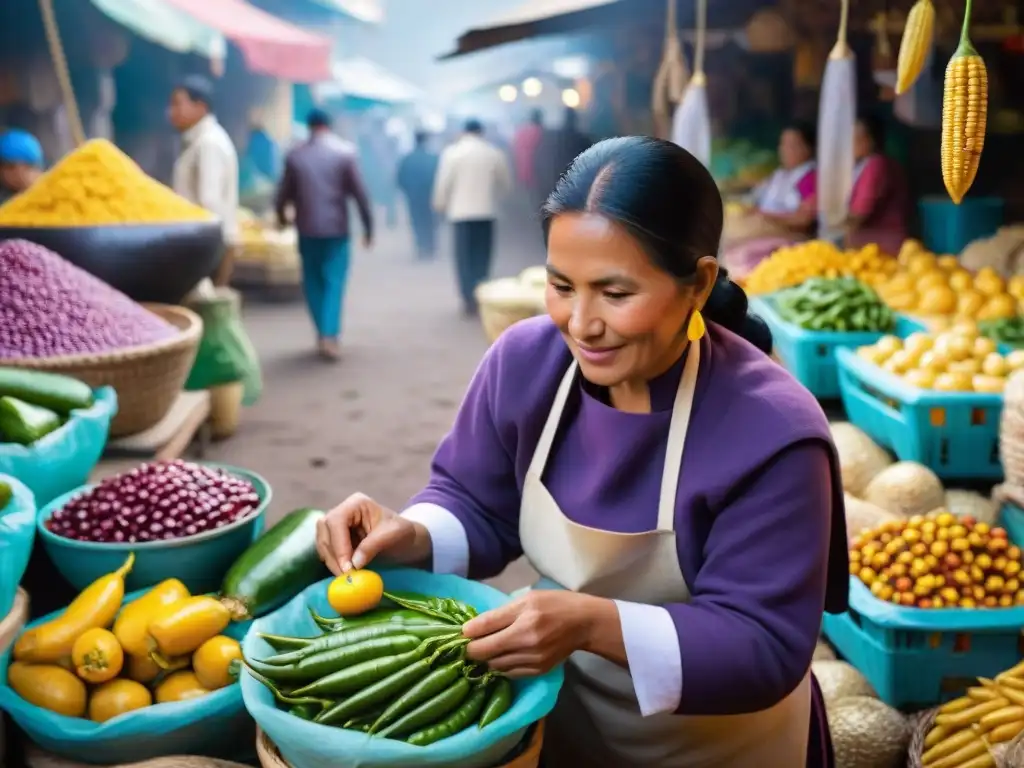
[162,0,332,82]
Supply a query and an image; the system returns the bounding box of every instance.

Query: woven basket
[6,305,203,437]
[476,283,545,344]
[256,721,543,768]
[24,746,255,768]
[906,707,1021,767]
[0,587,28,654]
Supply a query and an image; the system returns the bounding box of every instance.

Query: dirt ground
[204,202,544,592]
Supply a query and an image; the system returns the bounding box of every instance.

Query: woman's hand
[316,493,430,574]
[462,591,619,676]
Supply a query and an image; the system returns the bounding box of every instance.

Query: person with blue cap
[0,128,44,204]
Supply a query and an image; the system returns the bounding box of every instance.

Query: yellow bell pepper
[147,595,231,658]
[113,578,190,657]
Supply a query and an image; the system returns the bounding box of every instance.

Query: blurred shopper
[0,129,44,204]
[845,114,908,255]
[277,109,374,361]
[433,119,511,316]
[535,108,592,206]
[358,118,399,230]
[397,131,440,260]
[169,75,239,287]
[513,109,544,208]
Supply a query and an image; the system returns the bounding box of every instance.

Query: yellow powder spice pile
[0,139,215,227]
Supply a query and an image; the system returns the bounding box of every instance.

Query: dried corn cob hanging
[941,0,987,204]
[895,0,936,94]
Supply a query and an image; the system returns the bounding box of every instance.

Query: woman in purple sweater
[317,137,848,767]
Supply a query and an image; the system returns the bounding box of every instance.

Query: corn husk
[670,0,711,168]
[817,0,857,240]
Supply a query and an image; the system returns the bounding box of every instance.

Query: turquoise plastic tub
[918,196,1003,254]
[835,347,1003,479]
[1000,503,1024,546]
[0,590,252,763]
[752,296,922,399]
[0,386,117,506]
[35,463,270,594]
[0,475,35,619]
[243,569,563,768]
[823,577,1024,709]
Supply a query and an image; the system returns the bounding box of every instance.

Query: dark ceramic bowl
[0,221,224,304]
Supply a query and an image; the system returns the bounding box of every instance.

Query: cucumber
[0,480,11,512]
[220,507,328,620]
[0,368,94,415]
[0,396,62,445]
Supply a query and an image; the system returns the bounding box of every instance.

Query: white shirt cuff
[401,503,470,577]
[614,600,683,716]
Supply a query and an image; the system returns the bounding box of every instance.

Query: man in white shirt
[432,119,511,315]
[169,75,239,287]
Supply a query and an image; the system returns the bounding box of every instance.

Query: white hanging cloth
[670,0,711,168]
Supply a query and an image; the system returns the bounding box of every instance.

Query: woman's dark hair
[787,121,817,151]
[541,136,772,354]
[857,113,886,152]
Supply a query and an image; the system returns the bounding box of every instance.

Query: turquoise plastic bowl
[35,463,270,594]
[0,590,253,764]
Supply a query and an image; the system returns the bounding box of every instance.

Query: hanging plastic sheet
[670,0,711,168]
[817,0,857,242]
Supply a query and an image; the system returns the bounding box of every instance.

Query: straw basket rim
[0,304,202,370]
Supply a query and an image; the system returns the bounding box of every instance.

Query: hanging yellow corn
[895,0,936,94]
[941,0,987,204]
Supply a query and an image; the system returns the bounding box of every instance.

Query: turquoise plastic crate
[822,577,1024,709]
[835,347,1003,479]
[751,296,921,399]
[918,196,1003,254]
[1001,503,1024,546]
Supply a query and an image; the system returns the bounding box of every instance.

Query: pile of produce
[850,512,1023,609]
[0,139,213,227]
[246,572,515,746]
[981,317,1024,348]
[0,239,177,359]
[45,460,260,544]
[920,661,1024,767]
[773,278,896,333]
[875,242,1020,320]
[744,241,897,295]
[9,555,241,721]
[0,368,94,446]
[855,326,1024,393]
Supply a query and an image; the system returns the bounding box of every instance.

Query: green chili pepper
[288,703,322,720]
[382,592,457,624]
[291,642,434,697]
[343,706,387,729]
[478,677,513,728]
[263,622,459,665]
[406,684,490,746]
[314,658,435,725]
[310,607,439,630]
[376,677,471,739]
[243,665,333,712]
[258,633,314,651]
[428,636,470,664]
[370,661,465,733]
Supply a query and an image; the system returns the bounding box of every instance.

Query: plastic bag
[671,80,712,169]
[185,290,263,406]
[0,590,253,764]
[817,52,857,240]
[0,475,35,619]
[243,569,564,768]
[0,387,117,507]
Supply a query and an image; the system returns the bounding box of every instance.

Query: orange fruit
[326,570,384,616]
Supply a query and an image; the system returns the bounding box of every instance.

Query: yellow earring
[687,310,706,342]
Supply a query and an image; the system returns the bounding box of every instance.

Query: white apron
[757,160,816,215]
[519,343,812,767]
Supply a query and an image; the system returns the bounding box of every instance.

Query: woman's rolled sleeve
[405,342,522,580]
[668,441,833,716]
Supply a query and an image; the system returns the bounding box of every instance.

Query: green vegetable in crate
[774,278,896,333]
[220,507,329,620]
[0,479,11,511]
[0,396,62,445]
[980,316,1024,348]
[0,368,94,415]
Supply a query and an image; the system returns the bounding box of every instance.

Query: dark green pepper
[315,658,435,725]
[376,677,471,738]
[0,396,61,445]
[478,677,513,728]
[369,661,464,733]
[263,622,458,665]
[406,685,490,746]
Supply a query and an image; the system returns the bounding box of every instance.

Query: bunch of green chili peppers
[242,591,514,746]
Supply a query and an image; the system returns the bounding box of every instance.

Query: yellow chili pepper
[13,553,134,663]
[113,578,190,657]
[147,595,231,658]
[895,0,935,94]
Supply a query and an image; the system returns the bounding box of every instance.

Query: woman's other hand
[316,493,430,575]
[462,590,617,676]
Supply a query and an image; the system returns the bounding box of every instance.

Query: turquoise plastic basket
[822,577,1024,709]
[1000,503,1024,545]
[918,196,1003,255]
[0,590,253,763]
[751,296,922,399]
[835,347,1004,480]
